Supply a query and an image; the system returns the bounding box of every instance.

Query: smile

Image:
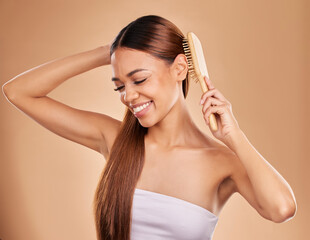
[133,101,152,118]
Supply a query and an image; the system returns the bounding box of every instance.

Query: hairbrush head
[182,32,210,91]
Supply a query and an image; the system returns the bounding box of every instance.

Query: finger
[204,106,218,125]
[200,88,228,105]
[204,76,215,90]
[202,97,223,113]
[204,105,225,124]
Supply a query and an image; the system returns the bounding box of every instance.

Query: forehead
[111,48,166,77]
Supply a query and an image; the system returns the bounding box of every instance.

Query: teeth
[133,101,151,113]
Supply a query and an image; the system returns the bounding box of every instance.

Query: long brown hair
[93,15,190,240]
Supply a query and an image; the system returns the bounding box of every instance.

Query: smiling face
[111,47,187,128]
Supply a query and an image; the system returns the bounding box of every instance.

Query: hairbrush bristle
[182,37,199,83]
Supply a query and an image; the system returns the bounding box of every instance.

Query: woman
[2,15,296,240]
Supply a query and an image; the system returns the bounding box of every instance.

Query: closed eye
[134,78,147,84]
[114,78,147,91]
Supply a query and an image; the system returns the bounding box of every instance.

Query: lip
[130,100,152,109]
[133,101,152,118]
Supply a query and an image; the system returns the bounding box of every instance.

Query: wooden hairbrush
[182,32,218,131]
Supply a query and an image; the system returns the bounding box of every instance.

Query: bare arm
[2,45,111,97]
[2,44,121,158]
[228,130,297,223]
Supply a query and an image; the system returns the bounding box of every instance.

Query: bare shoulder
[213,142,239,182]
[199,135,237,185]
[206,141,240,209]
[192,136,238,211]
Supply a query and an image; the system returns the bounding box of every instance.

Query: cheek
[150,78,176,102]
[154,84,177,108]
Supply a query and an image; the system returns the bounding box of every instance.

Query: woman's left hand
[200,76,241,145]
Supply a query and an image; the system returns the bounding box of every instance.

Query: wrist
[225,128,247,152]
[96,45,111,66]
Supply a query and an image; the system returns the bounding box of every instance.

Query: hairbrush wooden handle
[198,74,218,131]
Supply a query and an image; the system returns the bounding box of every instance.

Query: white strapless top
[130,188,219,240]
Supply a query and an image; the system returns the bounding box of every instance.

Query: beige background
[0,0,308,239]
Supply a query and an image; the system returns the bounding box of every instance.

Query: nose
[123,86,139,104]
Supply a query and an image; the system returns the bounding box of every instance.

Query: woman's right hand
[103,42,112,65]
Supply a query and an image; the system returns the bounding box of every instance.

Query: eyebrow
[111,68,148,81]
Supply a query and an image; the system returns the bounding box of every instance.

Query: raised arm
[2,44,121,159]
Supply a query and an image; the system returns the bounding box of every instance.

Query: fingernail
[200,99,204,105]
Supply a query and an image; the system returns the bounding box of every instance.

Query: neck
[146,96,201,149]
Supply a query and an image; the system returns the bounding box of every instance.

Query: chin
[137,119,154,128]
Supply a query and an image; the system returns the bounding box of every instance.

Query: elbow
[2,83,12,100]
[2,82,10,96]
[271,201,297,223]
[2,82,19,102]
[2,82,14,98]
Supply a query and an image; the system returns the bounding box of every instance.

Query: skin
[110,47,297,221]
[111,47,244,217]
[3,44,296,222]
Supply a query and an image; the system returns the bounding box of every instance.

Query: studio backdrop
[0,0,308,240]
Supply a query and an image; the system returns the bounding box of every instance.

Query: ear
[171,53,188,82]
